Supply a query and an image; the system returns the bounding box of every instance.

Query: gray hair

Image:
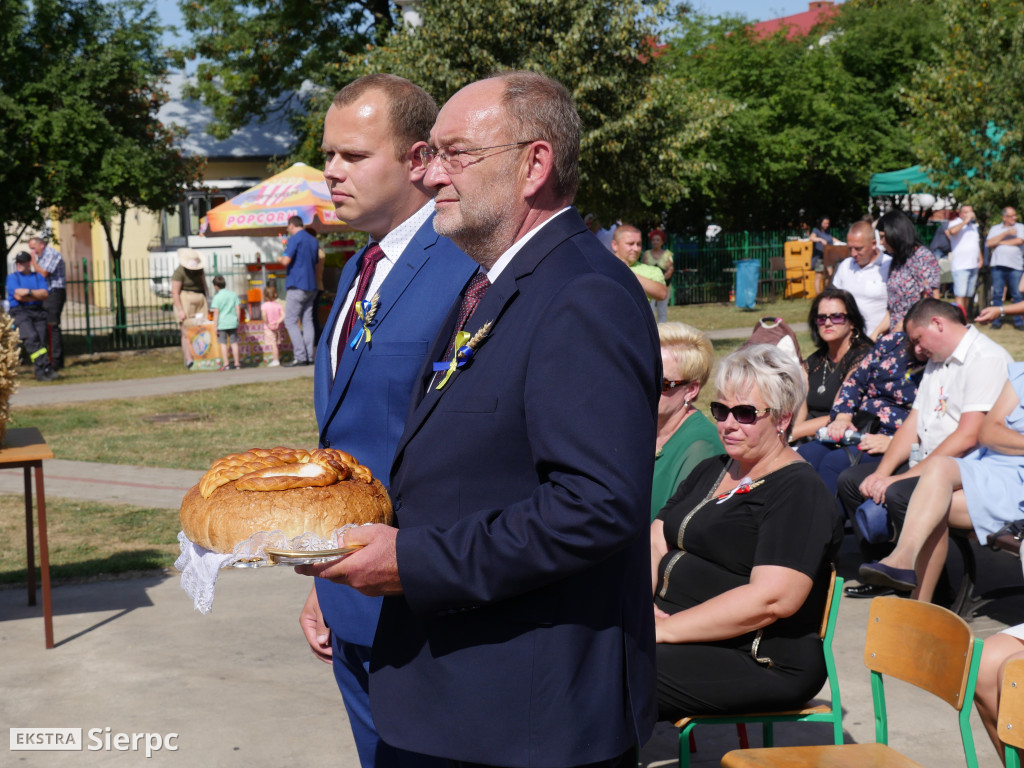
[714,344,805,420]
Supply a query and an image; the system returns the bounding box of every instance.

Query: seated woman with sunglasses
[796,332,925,494]
[650,322,724,521]
[790,288,874,443]
[652,345,843,719]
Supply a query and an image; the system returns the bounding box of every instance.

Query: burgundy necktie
[337,243,385,364]
[431,273,490,389]
[443,272,490,362]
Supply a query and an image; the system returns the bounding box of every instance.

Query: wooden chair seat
[719,597,982,768]
[722,742,926,767]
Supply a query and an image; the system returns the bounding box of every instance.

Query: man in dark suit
[300,71,660,768]
[299,74,476,768]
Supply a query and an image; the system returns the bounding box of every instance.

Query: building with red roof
[750,1,841,40]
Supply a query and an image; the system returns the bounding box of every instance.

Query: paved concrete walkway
[0,342,1015,768]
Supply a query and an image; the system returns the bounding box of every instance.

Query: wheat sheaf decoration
[0,313,21,444]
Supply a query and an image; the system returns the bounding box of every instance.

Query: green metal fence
[665,221,942,306]
[666,229,806,305]
[55,221,945,352]
[60,255,261,356]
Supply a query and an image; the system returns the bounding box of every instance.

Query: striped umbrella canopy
[200,162,351,237]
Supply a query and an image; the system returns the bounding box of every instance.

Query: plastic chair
[766,257,788,299]
[720,595,983,768]
[674,570,844,767]
[999,658,1024,767]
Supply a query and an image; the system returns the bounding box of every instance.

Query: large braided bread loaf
[180,447,392,553]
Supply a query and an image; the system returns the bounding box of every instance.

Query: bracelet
[1001,306,1006,318]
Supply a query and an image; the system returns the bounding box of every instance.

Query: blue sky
[695,1,822,20]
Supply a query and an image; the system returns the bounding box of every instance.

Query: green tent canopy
[868,165,934,196]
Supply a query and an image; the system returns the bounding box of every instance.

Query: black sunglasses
[814,312,848,326]
[662,378,689,393]
[709,401,770,424]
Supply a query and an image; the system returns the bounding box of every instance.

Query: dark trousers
[44,287,65,369]
[836,461,916,562]
[12,304,52,378]
[448,746,636,768]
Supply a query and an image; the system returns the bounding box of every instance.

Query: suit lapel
[393,208,588,467]
[320,221,446,436]
[393,269,518,462]
[315,249,362,428]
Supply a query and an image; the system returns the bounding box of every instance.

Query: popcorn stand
[189,163,354,369]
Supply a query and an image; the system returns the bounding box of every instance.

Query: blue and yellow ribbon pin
[350,299,375,349]
[432,331,473,390]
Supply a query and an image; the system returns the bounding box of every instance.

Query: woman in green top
[651,322,724,520]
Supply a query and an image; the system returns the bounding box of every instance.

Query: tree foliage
[289,0,732,225]
[4,0,201,331]
[664,0,943,231]
[175,0,728,226]
[171,0,393,140]
[5,0,200,243]
[905,0,1024,214]
[0,0,49,251]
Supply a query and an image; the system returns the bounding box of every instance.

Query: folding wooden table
[7,427,55,647]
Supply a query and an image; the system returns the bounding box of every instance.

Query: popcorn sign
[224,210,300,229]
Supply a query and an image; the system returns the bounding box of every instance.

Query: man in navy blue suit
[298,74,475,768]
[300,71,660,768]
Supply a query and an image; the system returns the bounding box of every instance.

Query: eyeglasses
[662,378,690,393]
[709,401,771,424]
[417,141,535,174]
[814,312,848,326]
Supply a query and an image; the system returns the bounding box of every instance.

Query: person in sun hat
[171,248,209,370]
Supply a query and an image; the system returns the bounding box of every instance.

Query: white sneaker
[267,360,280,367]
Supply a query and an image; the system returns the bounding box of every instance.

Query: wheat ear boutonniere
[350,292,381,350]
[433,320,493,390]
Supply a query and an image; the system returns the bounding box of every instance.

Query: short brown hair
[905,297,966,328]
[490,70,581,200]
[612,224,640,242]
[332,74,437,160]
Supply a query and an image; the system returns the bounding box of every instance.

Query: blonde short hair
[714,344,805,419]
[658,322,714,387]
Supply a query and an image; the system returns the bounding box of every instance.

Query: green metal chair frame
[674,571,844,767]
[720,595,984,768]
[998,658,1024,767]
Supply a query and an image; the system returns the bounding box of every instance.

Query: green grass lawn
[5,297,1022,587]
[0,496,181,585]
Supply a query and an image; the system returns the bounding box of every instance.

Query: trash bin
[735,258,760,310]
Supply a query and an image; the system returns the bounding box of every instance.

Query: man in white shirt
[985,206,1024,330]
[299,73,476,768]
[837,297,1010,597]
[947,204,982,317]
[831,220,891,338]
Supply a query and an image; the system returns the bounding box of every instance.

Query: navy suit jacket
[313,215,476,646]
[370,209,661,767]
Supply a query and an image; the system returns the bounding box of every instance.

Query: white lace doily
[175,525,355,613]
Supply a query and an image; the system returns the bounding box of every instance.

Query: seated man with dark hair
[837,297,1011,598]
